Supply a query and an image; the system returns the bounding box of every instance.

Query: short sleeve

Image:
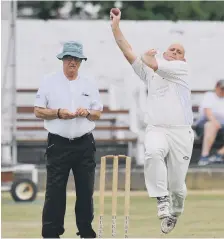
[34,77,48,108]
[90,82,103,111]
[131,56,153,84]
[201,92,214,109]
[156,58,189,86]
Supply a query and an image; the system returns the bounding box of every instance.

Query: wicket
[98,155,131,238]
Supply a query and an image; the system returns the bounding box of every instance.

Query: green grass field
[2,191,224,238]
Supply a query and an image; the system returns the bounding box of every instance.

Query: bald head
[163,43,186,61]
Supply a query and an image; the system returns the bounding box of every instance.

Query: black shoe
[76,229,96,238]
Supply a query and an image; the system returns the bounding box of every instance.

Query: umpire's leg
[72,133,96,238]
[42,134,71,238]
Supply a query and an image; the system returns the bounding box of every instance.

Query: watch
[86,109,91,118]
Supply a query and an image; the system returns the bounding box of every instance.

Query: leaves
[17,1,224,21]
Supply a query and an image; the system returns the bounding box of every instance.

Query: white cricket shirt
[34,71,103,138]
[132,56,193,126]
[199,91,224,123]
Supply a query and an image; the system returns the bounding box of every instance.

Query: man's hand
[75,108,89,117]
[109,8,137,64]
[58,109,77,119]
[141,49,158,71]
[110,8,121,30]
[144,49,158,57]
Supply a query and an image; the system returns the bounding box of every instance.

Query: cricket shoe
[208,154,224,164]
[197,156,209,166]
[161,215,177,234]
[157,196,170,219]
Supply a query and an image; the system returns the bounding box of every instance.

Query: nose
[70,59,77,63]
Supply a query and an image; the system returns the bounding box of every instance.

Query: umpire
[34,41,103,238]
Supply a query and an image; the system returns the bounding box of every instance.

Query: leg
[167,127,194,217]
[136,130,145,166]
[72,134,96,238]
[213,126,224,162]
[201,121,219,157]
[144,127,169,197]
[217,146,224,155]
[161,127,194,234]
[42,137,71,238]
[136,141,145,166]
[198,121,220,165]
[144,127,170,219]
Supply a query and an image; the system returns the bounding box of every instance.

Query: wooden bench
[17,118,116,123]
[15,88,138,164]
[17,88,109,93]
[16,88,208,122]
[17,138,137,143]
[15,89,212,135]
[17,106,129,114]
[16,87,131,138]
[16,105,131,137]
[16,88,220,166]
[17,126,130,131]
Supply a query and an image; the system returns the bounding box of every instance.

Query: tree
[17,1,224,21]
[18,1,66,20]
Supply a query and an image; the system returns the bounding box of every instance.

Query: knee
[170,184,187,197]
[204,121,218,132]
[145,148,167,161]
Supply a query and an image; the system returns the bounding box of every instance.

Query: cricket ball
[111,8,120,16]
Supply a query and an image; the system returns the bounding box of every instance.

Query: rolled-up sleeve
[90,85,103,111]
[34,78,48,108]
[131,56,153,84]
[201,92,213,109]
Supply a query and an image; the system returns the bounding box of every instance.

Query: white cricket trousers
[144,125,194,216]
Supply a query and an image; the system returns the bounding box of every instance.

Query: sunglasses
[63,56,82,62]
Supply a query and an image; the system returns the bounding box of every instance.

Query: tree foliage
[17,1,224,21]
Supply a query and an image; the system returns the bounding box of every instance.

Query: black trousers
[42,132,97,238]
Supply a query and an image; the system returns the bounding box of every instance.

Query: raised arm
[110,8,137,64]
[110,8,153,83]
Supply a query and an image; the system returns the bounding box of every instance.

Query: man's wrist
[86,109,93,121]
[112,25,120,32]
[86,109,91,118]
[57,108,61,119]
